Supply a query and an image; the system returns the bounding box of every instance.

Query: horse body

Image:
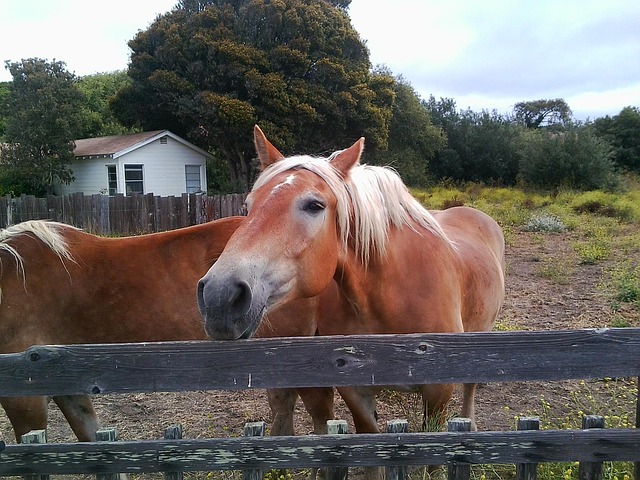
[1,217,333,442]
[198,127,506,455]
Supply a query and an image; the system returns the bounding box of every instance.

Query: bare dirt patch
[1,228,638,477]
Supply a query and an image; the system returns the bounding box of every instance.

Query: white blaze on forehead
[268,173,297,198]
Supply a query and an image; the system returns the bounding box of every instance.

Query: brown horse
[198,127,506,459]
[0,217,333,443]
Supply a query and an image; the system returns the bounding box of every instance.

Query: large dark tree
[1,58,84,195]
[111,0,394,191]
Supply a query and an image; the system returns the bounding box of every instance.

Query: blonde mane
[0,220,76,283]
[253,154,453,265]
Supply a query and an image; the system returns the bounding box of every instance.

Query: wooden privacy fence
[0,192,247,235]
[0,328,639,479]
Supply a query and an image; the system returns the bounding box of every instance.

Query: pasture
[1,182,639,479]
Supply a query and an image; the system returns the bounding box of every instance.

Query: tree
[77,71,138,138]
[513,98,572,129]
[1,58,84,195]
[111,0,393,191]
[517,126,614,190]
[366,74,445,186]
[0,81,10,141]
[425,97,521,184]
[592,106,640,173]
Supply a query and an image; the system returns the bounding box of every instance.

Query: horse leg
[1,396,48,442]
[420,383,454,431]
[267,388,299,436]
[298,387,334,434]
[460,383,478,431]
[52,395,100,441]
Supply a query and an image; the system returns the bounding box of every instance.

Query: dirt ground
[0,227,638,476]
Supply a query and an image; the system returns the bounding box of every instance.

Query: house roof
[73,130,214,159]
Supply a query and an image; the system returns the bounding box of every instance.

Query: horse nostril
[229,281,252,316]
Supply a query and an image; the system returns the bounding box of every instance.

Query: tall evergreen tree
[111,0,394,191]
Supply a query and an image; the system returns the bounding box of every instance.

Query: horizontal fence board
[0,328,639,397]
[1,429,639,475]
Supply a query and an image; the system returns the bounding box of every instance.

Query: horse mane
[0,220,76,282]
[252,154,453,265]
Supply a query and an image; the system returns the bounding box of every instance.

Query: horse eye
[303,200,325,213]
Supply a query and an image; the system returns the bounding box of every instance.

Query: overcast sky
[1,0,639,120]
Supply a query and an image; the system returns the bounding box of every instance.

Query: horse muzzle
[197,275,263,340]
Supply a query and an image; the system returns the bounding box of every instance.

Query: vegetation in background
[593,106,640,174]
[0,2,638,195]
[77,71,139,138]
[110,0,395,191]
[0,58,85,196]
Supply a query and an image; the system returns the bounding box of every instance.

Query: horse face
[197,166,341,340]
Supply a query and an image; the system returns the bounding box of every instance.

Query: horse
[198,126,506,476]
[0,217,334,443]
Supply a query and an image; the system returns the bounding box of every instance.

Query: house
[55,130,211,196]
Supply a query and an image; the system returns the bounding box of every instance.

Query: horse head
[197,126,363,340]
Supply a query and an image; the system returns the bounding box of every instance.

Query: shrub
[523,213,567,233]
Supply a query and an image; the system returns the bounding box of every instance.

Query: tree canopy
[513,98,572,129]
[112,0,394,191]
[77,71,138,138]
[1,58,85,195]
[592,106,640,173]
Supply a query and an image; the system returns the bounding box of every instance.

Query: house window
[124,164,144,195]
[107,165,117,196]
[185,165,202,193]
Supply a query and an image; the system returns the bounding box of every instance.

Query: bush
[523,213,567,233]
[517,126,615,190]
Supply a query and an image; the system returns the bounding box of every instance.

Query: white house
[55,130,211,196]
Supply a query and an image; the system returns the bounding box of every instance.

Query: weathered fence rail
[0,328,639,478]
[0,192,247,235]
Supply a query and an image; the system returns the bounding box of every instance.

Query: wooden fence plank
[243,422,266,480]
[578,416,604,480]
[0,329,638,397]
[385,420,408,480]
[447,418,472,480]
[96,428,127,480]
[516,417,539,480]
[0,429,638,476]
[164,425,183,480]
[20,430,49,480]
[326,420,349,480]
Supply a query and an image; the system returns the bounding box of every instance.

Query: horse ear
[254,125,284,171]
[329,137,365,176]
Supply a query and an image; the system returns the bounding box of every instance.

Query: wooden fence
[0,328,639,479]
[0,192,247,235]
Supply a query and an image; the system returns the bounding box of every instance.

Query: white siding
[56,159,113,195]
[57,135,208,196]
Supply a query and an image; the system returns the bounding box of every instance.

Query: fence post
[96,427,128,480]
[578,415,604,480]
[386,419,408,480]
[516,417,539,480]
[243,421,266,480]
[21,430,48,480]
[447,418,472,480]
[164,424,184,480]
[326,419,349,480]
